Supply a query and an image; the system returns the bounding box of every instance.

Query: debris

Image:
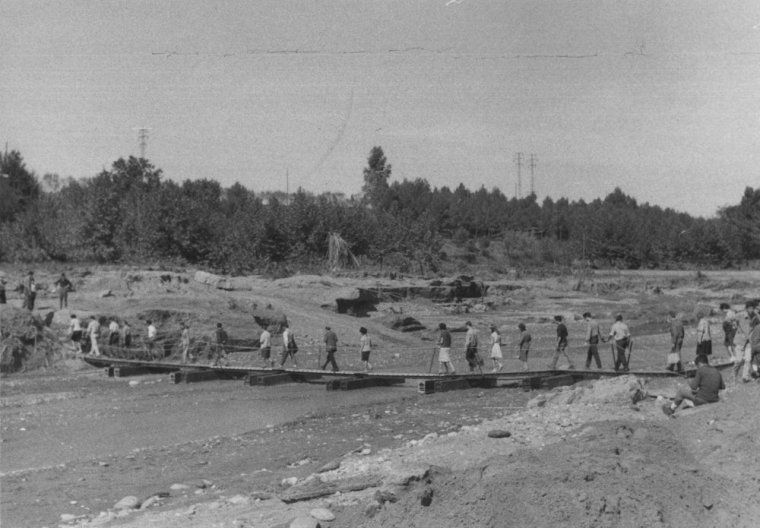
[310,507,336,521]
[487,430,512,439]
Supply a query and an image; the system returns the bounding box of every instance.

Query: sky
[2,0,760,217]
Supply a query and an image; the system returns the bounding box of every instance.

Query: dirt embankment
[61,376,760,528]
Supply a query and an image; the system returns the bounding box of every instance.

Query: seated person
[662,354,724,416]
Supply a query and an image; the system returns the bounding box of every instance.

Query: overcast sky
[2,0,759,217]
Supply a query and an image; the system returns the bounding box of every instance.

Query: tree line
[1,147,758,272]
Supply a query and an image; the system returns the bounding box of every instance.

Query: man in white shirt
[69,314,83,356]
[607,314,630,372]
[86,316,101,356]
[259,327,272,367]
[108,319,120,346]
[146,320,157,357]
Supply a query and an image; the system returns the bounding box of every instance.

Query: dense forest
[1,147,758,273]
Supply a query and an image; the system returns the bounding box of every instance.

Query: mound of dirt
[0,306,62,373]
[380,315,426,333]
[364,419,738,528]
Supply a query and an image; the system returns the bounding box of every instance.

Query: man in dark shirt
[55,273,73,310]
[322,326,340,372]
[662,354,725,416]
[548,315,575,370]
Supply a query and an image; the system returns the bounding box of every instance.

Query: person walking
[322,326,340,372]
[696,311,712,357]
[488,325,503,372]
[583,312,602,369]
[463,321,482,372]
[517,323,531,371]
[54,273,73,310]
[607,314,631,372]
[214,322,228,366]
[720,303,740,361]
[668,312,685,373]
[86,316,101,356]
[146,319,157,358]
[436,323,456,375]
[359,326,372,371]
[121,320,132,349]
[662,354,725,416]
[180,323,190,363]
[259,326,273,367]
[549,315,575,370]
[108,319,120,346]
[69,314,83,356]
[280,323,298,367]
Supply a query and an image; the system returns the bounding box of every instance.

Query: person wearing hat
[436,323,456,375]
[322,326,339,372]
[488,325,503,372]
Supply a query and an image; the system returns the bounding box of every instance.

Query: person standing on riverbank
[108,319,120,346]
[437,323,455,375]
[735,301,760,383]
[54,273,73,310]
[322,326,339,372]
[720,303,740,361]
[668,312,685,373]
[696,311,712,357]
[359,326,372,371]
[23,271,36,311]
[517,323,531,371]
[607,314,631,372]
[122,320,132,348]
[583,312,602,369]
[489,325,503,372]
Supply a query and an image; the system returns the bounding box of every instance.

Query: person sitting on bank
[662,354,725,416]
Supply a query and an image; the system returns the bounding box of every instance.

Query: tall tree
[362,146,391,209]
[0,150,40,222]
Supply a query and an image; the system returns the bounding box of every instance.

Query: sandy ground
[1,267,758,527]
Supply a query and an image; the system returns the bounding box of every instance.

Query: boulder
[114,496,140,510]
[333,288,379,316]
[193,271,232,290]
[251,307,288,332]
[310,508,335,521]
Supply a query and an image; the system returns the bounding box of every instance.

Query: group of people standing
[0,271,74,311]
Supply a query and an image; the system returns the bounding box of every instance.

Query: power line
[514,152,523,198]
[529,153,537,195]
[134,127,151,158]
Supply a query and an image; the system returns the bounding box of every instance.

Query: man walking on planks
[583,312,602,369]
[662,354,724,416]
[437,323,456,375]
[549,315,575,370]
[280,323,299,368]
[259,326,273,368]
[464,321,482,372]
[322,326,339,372]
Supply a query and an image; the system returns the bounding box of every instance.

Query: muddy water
[0,372,411,475]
